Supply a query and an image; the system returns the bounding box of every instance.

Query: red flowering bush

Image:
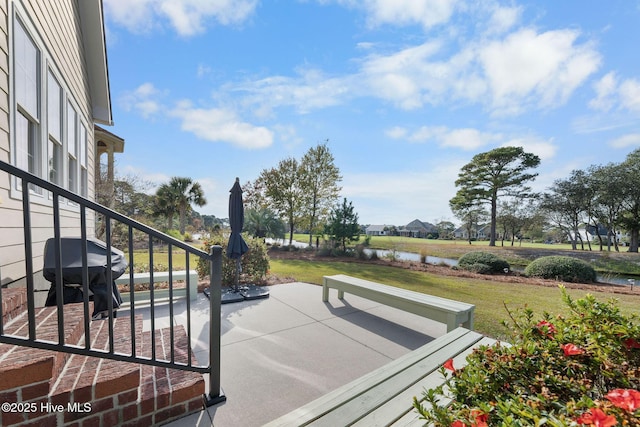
[413,287,640,426]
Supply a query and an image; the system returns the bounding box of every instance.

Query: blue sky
[102,0,640,226]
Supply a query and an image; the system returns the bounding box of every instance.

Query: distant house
[365,225,389,236]
[401,219,438,238]
[454,225,476,240]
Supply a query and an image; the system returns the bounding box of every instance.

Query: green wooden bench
[264,327,496,426]
[322,274,475,332]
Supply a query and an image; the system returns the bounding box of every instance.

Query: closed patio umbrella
[220,178,269,303]
[227,177,249,291]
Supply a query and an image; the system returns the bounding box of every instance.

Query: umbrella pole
[235,258,241,292]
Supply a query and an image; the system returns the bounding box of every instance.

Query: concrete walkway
[158,282,447,427]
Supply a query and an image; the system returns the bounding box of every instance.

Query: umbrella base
[240,285,270,300]
[203,286,270,303]
[221,288,245,304]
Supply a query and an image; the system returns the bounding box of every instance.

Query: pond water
[363,249,636,287]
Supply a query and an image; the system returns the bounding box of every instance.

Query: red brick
[50,390,72,406]
[171,379,204,404]
[122,413,153,427]
[122,403,139,421]
[188,397,205,412]
[21,413,57,427]
[117,389,138,405]
[21,380,51,400]
[0,357,53,389]
[64,408,88,424]
[89,396,114,413]
[0,390,18,404]
[80,414,101,427]
[1,409,25,425]
[94,368,138,399]
[72,384,93,404]
[27,397,53,419]
[140,396,155,415]
[102,408,120,426]
[155,403,186,425]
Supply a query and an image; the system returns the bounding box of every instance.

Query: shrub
[166,229,183,241]
[414,287,640,425]
[525,255,597,283]
[457,251,510,274]
[355,244,370,260]
[196,235,269,286]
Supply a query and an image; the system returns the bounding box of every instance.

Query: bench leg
[463,311,474,331]
[338,290,344,299]
[322,283,329,302]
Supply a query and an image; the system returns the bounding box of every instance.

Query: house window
[11,8,92,205]
[80,123,88,197]
[13,17,42,193]
[47,71,63,186]
[67,102,78,193]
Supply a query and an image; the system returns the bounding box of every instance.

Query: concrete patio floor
[135,282,448,427]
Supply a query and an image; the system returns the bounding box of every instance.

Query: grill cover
[43,237,126,315]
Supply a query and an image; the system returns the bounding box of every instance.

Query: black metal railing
[0,159,225,406]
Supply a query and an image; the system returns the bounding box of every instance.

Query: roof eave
[78,0,113,126]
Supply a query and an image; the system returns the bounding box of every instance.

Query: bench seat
[323,274,474,332]
[264,327,495,426]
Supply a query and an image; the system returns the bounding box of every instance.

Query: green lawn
[270,258,640,340]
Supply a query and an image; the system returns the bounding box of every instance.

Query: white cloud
[619,79,640,112]
[397,126,500,150]
[589,72,617,111]
[363,0,458,29]
[197,64,212,78]
[486,5,522,35]
[385,126,408,139]
[440,128,500,150]
[104,0,258,36]
[501,137,558,160]
[236,68,352,116]
[328,0,458,29]
[169,101,274,149]
[120,83,164,119]
[359,41,444,109]
[479,28,601,114]
[609,133,640,148]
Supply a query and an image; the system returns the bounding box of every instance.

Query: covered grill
[43,237,126,318]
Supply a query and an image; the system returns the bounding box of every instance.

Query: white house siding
[0,0,99,288]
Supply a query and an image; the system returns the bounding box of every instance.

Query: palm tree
[154,183,179,230]
[153,177,207,233]
[245,208,285,240]
[168,177,207,234]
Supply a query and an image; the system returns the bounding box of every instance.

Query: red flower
[470,409,488,427]
[606,388,640,412]
[535,320,556,338]
[561,343,585,356]
[452,421,465,427]
[443,358,456,372]
[576,408,617,426]
[623,338,640,350]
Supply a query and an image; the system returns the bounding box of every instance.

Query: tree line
[96,141,360,250]
[450,146,640,252]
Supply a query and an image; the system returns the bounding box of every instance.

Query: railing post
[206,245,226,406]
